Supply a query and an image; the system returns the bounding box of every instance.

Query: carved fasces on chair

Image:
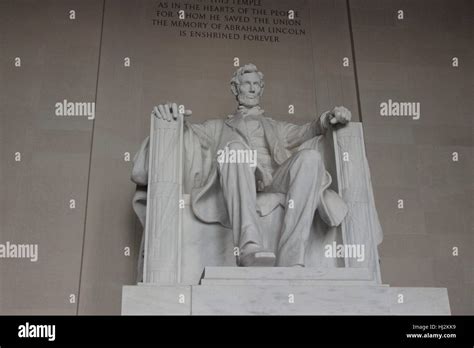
[143,114,184,284]
[333,122,382,283]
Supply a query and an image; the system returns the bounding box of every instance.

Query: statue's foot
[238,243,276,267]
[239,251,276,267]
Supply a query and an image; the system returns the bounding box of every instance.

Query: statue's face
[236,72,262,108]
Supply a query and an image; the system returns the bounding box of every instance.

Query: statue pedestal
[122,267,450,315]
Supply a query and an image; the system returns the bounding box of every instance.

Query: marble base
[122,267,450,315]
[122,284,191,315]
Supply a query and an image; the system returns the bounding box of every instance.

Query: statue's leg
[217,141,274,266]
[268,149,325,266]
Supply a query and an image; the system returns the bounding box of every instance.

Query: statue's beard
[237,93,260,108]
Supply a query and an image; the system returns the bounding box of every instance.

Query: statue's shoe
[238,244,276,267]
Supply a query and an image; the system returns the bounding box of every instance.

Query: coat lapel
[224,115,250,144]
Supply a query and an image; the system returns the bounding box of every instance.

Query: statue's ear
[230,82,238,96]
[260,85,264,97]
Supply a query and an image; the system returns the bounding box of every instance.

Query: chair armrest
[142,115,184,284]
[332,122,383,283]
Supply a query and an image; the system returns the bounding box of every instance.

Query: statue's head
[230,63,264,108]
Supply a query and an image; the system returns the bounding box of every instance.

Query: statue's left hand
[328,106,351,126]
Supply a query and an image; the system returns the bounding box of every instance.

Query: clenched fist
[151,102,193,122]
[328,106,351,126]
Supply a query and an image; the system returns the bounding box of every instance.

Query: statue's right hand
[151,102,192,121]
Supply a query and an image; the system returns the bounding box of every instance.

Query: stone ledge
[122,285,191,315]
[122,284,450,315]
[201,266,373,281]
[200,279,380,286]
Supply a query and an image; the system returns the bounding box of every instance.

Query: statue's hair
[230,63,265,96]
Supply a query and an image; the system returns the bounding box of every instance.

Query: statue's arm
[279,110,332,149]
[184,118,218,147]
[280,106,352,149]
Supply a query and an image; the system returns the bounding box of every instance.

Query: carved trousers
[218,141,325,266]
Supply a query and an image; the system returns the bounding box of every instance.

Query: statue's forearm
[315,110,332,135]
